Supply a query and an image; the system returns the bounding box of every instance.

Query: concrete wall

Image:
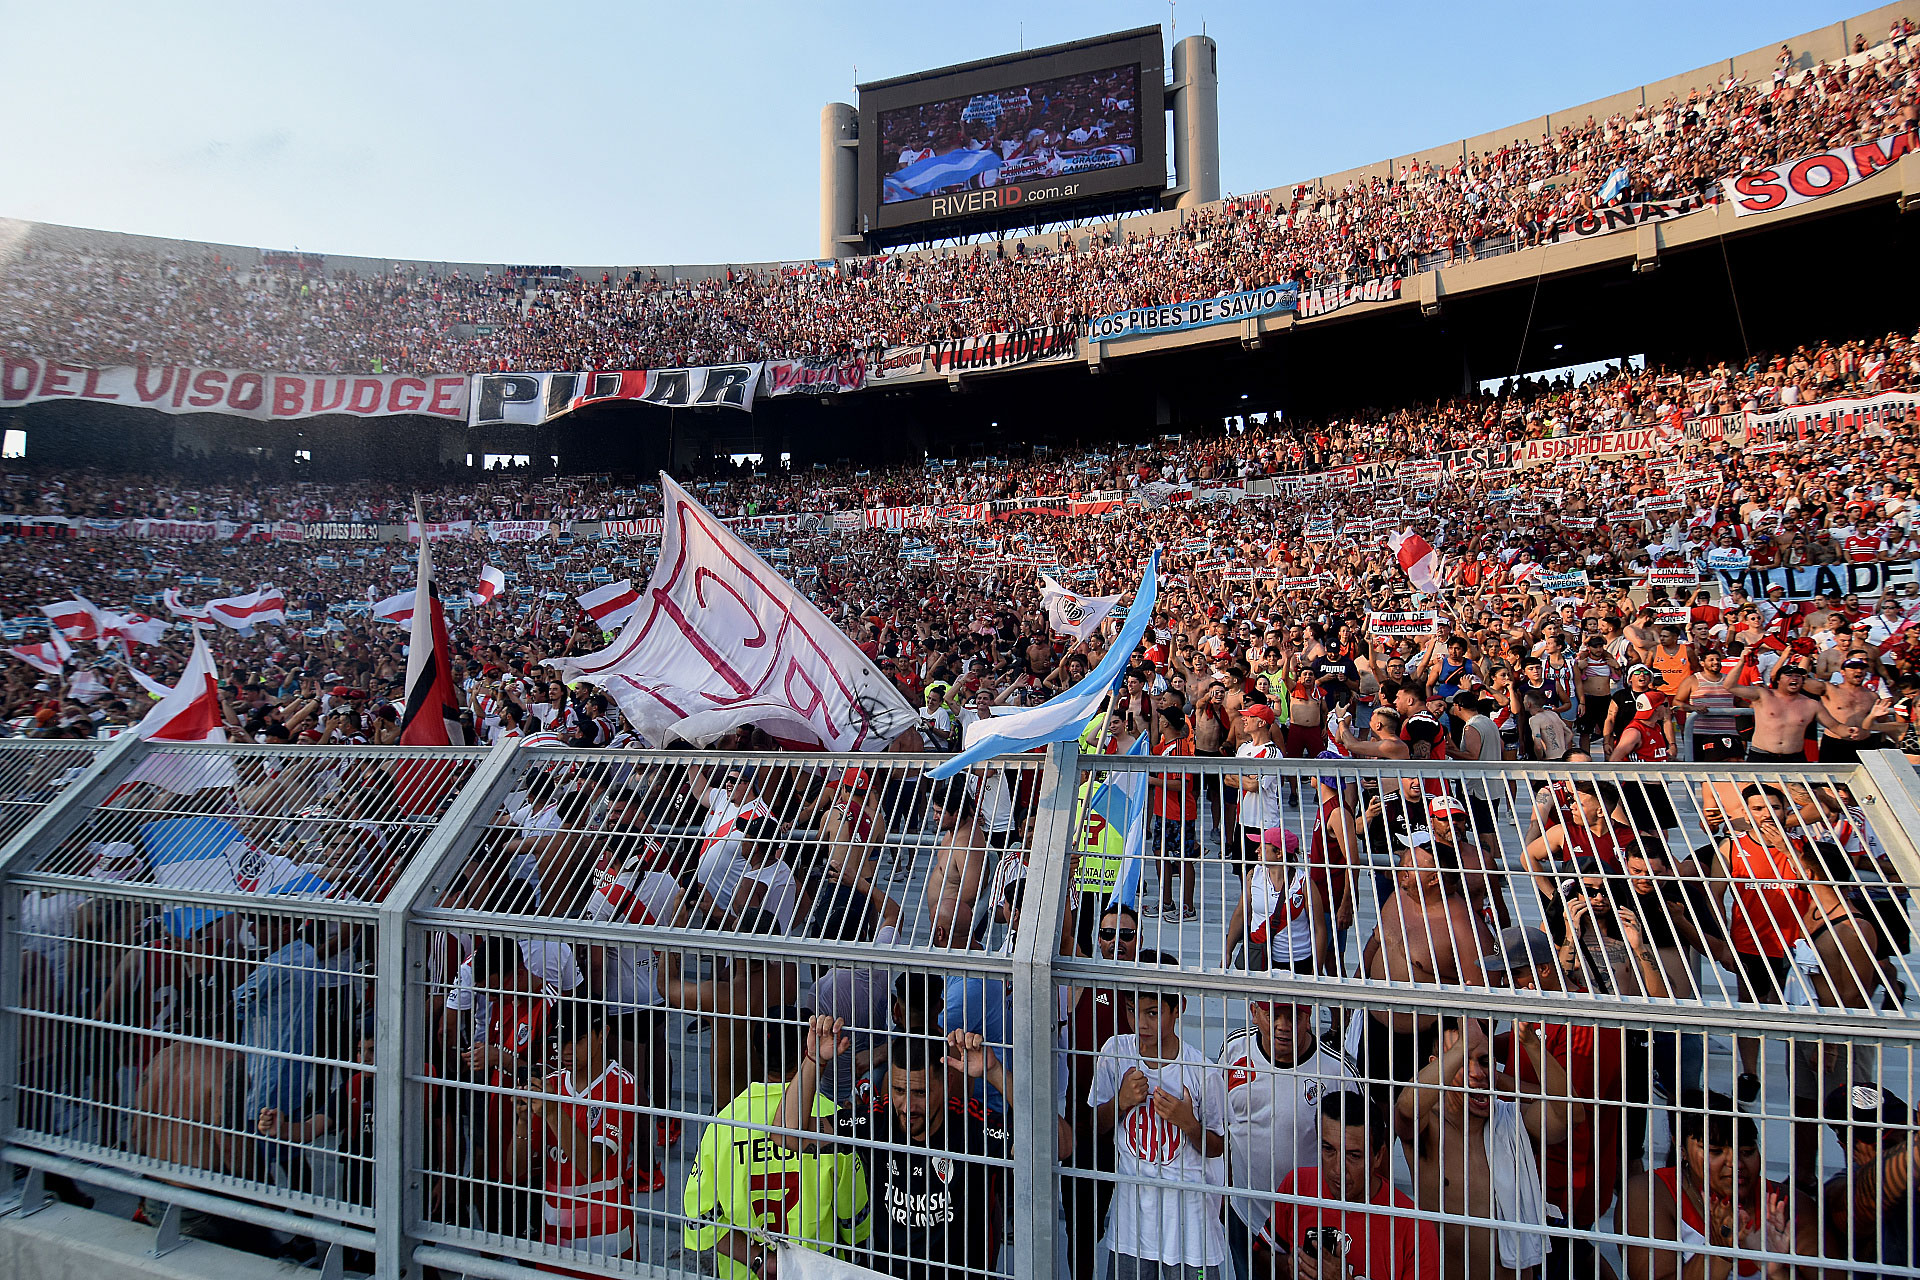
[4,3,1915,283]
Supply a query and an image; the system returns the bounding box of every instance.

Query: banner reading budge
[1,358,468,421]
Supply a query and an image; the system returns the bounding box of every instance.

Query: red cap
[1242,704,1276,725]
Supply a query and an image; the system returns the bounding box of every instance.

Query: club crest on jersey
[931,1157,953,1184]
[1125,1104,1184,1163]
[587,1105,604,1129]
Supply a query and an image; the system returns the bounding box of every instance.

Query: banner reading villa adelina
[0,357,469,422]
[922,324,1078,374]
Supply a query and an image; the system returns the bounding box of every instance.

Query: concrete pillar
[1170,35,1219,209]
[819,103,859,260]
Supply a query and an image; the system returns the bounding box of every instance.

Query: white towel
[1484,1098,1549,1272]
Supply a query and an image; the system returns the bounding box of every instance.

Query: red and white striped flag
[162,588,211,623]
[107,631,239,797]
[136,631,227,744]
[8,631,71,676]
[103,611,169,647]
[470,565,506,608]
[1388,530,1444,594]
[207,586,287,633]
[577,579,641,629]
[372,589,417,627]
[42,597,104,641]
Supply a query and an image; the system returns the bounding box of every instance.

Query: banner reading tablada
[1297,276,1404,320]
[1723,132,1914,215]
[1,357,468,422]
[469,363,763,426]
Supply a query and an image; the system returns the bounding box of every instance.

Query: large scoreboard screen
[858,28,1166,246]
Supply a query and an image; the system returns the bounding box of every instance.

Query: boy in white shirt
[1090,953,1229,1280]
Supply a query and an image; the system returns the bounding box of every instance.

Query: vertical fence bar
[1009,740,1082,1280]
[1857,749,1920,887]
[371,736,524,1277]
[0,735,141,1207]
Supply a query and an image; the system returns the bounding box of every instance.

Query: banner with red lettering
[0,358,468,421]
[469,364,761,426]
[1723,132,1913,216]
[765,358,867,396]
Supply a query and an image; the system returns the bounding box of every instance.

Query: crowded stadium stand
[9,7,1920,1280]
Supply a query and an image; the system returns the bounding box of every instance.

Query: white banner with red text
[1723,132,1914,216]
[1,358,468,421]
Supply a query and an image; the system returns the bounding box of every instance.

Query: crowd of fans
[7,22,1920,1280]
[5,31,1918,375]
[3,315,1920,1277]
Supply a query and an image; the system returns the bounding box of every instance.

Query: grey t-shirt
[809,924,900,1104]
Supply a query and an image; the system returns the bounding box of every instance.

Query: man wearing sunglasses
[1064,905,1140,1280]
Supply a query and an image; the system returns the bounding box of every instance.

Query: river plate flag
[546,473,918,750]
[396,508,467,813]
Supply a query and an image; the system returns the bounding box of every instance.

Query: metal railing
[2,739,1919,1280]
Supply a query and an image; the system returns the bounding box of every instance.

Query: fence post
[370,737,524,1277]
[1857,749,1920,889]
[0,734,148,1207]
[1008,740,1082,1280]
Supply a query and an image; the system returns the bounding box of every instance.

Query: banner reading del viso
[1085,283,1300,341]
[1,357,468,422]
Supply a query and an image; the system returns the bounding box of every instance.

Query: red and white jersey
[1844,533,1884,564]
[541,1061,639,1258]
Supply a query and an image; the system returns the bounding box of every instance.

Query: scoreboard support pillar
[819,102,860,259]
[1170,34,1219,209]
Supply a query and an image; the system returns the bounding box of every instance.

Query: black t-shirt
[1312,655,1358,703]
[836,1096,1007,1280]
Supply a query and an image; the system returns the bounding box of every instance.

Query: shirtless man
[1397,1016,1579,1280]
[1734,663,1847,764]
[1358,832,1493,1102]
[1817,655,1900,763]
[924,777,992,947]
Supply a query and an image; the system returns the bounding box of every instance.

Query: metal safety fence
[1,739,1919,1280]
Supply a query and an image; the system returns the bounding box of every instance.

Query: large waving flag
[372,588,417,628]
[112,629,240,798]
[471,565,506,608]
[1388,530,1444,594]
[162,588,211,623]
[577,579,641,630]
[103,611,168,647]
[1039,574,1122,641]
[1091,732,1153,907]
[927,551,1158,781]
[883,148,1002,201]
[207,586,286,633]
[8,631,71,677]
[395,503,468,815]
[42,597,104,642]
[546,474,918,750]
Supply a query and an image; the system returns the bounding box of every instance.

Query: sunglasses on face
[1098,927,1138,942]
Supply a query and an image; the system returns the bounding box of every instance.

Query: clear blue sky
[4,0,1871,266]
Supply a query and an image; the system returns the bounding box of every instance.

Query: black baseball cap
[1823,1083,1911,1149]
